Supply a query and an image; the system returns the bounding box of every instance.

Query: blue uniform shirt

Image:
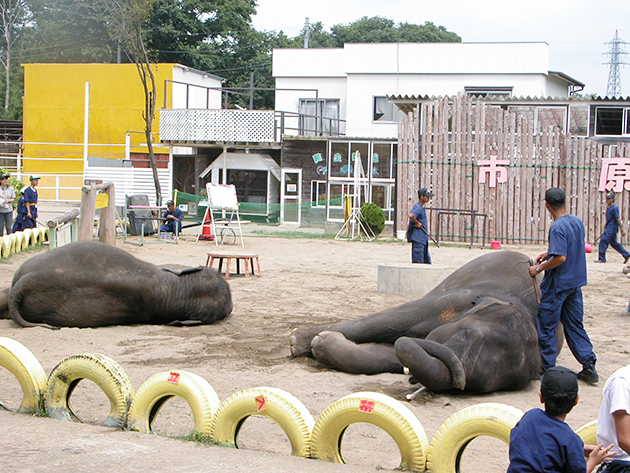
[507,409,586,473]
[542,214,587,293]
[407,202,428,244]
[23,186,38,219]
[163,207,184,223]
[604,204,620,235]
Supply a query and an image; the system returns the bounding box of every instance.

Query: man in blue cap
[407,188,434,264]
[595,191,630,263]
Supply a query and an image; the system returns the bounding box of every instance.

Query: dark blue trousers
[537,285,596,372]
[598,231,630,262]
[411,241,431,264]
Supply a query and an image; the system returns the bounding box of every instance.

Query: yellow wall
[22,63,175,199]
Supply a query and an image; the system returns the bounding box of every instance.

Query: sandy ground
[1,230,630,473]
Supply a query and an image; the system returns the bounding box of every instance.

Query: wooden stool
[206,252,261,280]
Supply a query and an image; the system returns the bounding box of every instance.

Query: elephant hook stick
[517,259,541,304]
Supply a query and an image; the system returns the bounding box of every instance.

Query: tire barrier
[0,337,47,413]
[0,338,604,470]
[127,370,220,436]
[576,419,598,446]
[44,353,134,429]
[0,229,47,258]
[310,391,429,470]
[425,402,524,473]
[210,387,315,458]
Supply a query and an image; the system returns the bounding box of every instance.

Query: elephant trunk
[394,337,466,392]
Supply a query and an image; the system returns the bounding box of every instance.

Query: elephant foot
[290,326,327,357]
[311,331,403,375]
[395,337,466,392]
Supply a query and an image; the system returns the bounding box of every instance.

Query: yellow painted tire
[44,353,134,429]
[127,370,220,435]
[0,235,10,257]
[34,227,46,244]
[210,387,315,457]
[310,391,429,470]
[22,228,34,247]
[0,337,47,413]
[7,233,17,253]
[13,231,27,251]
[576,420,597,446]
[425,403,523,473]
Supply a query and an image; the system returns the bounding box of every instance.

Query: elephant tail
[394,337,466,392]
[0,287,10,319]
[9,278,59,330]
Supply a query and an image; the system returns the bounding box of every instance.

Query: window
[569,106,589,136]
[311,181,327,207]
[537,107,566,131]
[595,108,627,135]
[222,169,267,204]
[373,97,404,122]
[465,87,512,98]
[299,99,340,135]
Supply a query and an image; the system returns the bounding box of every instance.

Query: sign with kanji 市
[477,155,510,188]
[599,158,630,192]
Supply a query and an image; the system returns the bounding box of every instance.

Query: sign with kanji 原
[599,158,630,192]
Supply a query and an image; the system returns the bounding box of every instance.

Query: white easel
[197,183,245,247]
[335,151,375,241]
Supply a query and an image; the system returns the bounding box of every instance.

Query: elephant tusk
[403,366,410,375]
[406,386,427,401]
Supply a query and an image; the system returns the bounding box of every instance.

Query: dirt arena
[1,231,630,473]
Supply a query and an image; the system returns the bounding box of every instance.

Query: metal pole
[249,72,254,110]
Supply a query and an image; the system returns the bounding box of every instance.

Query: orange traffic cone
[198,209,215,241]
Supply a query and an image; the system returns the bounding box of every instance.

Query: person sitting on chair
[159,200,183,235]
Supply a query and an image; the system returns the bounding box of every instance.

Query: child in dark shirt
[508,366,614,473]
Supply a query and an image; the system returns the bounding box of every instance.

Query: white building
[273,42,583,139]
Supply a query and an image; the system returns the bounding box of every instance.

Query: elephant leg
[310,331,403,375]
[290,324,335,357]
[394,337,466,392]
[0,287,10,319]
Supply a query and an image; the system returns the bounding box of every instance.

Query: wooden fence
[396,95,630,246]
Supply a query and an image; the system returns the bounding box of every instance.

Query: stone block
[378,263,455,296]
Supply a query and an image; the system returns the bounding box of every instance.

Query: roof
[388,94,630,113]
[548,71,585,88]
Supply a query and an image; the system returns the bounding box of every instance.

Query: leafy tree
[0,0,30,114]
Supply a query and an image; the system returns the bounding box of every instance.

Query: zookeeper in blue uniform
[159,200,183,234]
[529,187,599,384]
[595,191,630,264]
[407,188,434,264]
[12,175,39,232]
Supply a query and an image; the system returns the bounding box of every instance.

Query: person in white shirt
[0,174,16,235]
[597,364,630,472]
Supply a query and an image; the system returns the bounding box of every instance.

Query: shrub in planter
[360,202,385,237]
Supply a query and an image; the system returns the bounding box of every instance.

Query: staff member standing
[12,175,39,232]
[0,174,15,235]
[407,188,434,264]
[595,191,630,264]
[528,187,598,384]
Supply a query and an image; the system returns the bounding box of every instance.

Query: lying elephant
[291,250,553,393]
[0,241,232,329]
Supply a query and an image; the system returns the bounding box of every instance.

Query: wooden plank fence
[396,94,629,246]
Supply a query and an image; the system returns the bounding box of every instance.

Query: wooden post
[98,185,116,245]
[78,187,97,241]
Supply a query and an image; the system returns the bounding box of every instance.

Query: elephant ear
[161,266,203,276]
[395,338,466,391]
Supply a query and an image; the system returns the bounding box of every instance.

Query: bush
[360,202,385,237]
[0,167,24,209]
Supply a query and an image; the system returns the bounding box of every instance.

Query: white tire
[0,337,47,413]
[310,391,429,470]
[127,370,220,436]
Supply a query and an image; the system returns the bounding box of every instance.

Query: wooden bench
[206,252,261,280]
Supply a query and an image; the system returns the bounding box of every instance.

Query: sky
[251,0,630,97]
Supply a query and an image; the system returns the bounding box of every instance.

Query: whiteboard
[206,183,239,210]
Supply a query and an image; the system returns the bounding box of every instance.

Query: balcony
[160,108,346,144]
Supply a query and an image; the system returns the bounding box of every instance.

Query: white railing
[160,109,276,142]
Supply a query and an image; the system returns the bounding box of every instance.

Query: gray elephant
[0,241,232,329]
[290,250,553,393]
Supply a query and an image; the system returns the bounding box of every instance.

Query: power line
[604,30,628,97]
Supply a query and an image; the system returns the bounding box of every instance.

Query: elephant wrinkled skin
[290,250,554,393]
[0,241,233,329]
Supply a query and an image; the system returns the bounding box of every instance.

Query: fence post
[78,187,97,241]
[98,185,116,245]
